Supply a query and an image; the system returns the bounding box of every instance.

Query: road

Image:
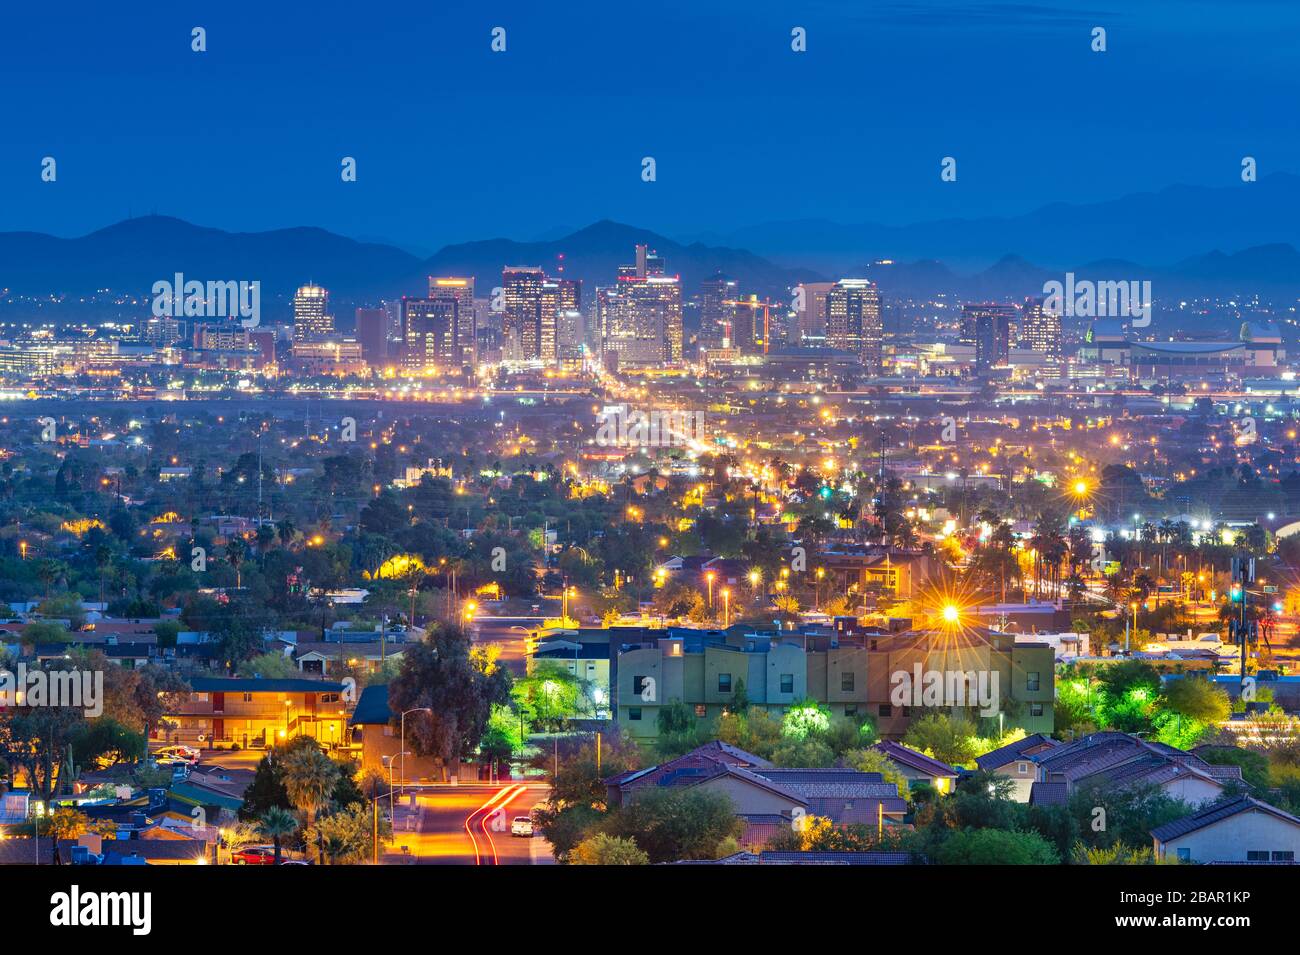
[385,782,554,865]
[467,615,547,677]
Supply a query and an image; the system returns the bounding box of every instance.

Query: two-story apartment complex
[162,676,348,750]
[614,626,1055,741]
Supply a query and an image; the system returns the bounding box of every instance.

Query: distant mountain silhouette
[0,216,821,307]
[691,173,1300,273]
[1,212,1298,323]
[0,216,422,301]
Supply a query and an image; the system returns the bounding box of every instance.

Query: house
[605,742,907,850]
[350,684,456,783]
[974,733,1061,801]
[1028,732,1240,808]
[295,641,405,677]
[870,741,959,794]
[162,676,348,751]
[1152,796,1300,864]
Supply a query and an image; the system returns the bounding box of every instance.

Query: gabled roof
[1151,796,1300,844]
[974,733,1059,771]
[871,740,959,778]
[604,740,772,790]
[1081,754,1222,793]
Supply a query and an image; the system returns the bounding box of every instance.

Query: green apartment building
[614,627,1055,742]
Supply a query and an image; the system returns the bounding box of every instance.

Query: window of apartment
[844,705,858,717]
[320,693,341,704]
[1177,848,1191,862]
[779,673,794,694]
[718,673,732,693]
[879,704,892,717]
[633,675,649,696]
[1018,762,1028,774]
[1247,850,1270,861]
[841,672,855,692]
[1030,703,1044,717]
[242,693,253,702]
[1273,851,1295,862]
[694,704,707,718]
[1026,672,1041,692]
[629,707,642,721]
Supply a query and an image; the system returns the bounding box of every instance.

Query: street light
[400,708,432,794]
[705,571,715,611]
[722,587,731,628]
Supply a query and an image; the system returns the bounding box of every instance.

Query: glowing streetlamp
[705,571,715,610]
[722,588,731,628]
[941,604,960,626]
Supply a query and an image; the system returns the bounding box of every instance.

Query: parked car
[510,816,534,837]
[231,846,277,865]
[156,744,200,763]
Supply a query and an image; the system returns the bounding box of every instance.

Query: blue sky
[0,1,1295,252]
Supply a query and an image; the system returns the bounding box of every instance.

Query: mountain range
[685,173,1300,274]
[3,176,1300,318]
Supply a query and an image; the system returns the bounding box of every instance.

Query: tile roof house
[870,740,959,794]
[1028,732,1234,808]
[1152,796,1300,864]
[605,743,906,850]
[974,733,1061,801]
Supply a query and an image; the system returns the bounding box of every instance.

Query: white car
[510,816,534,837]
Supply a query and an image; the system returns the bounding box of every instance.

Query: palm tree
[257,806,298,865]
[282,746,339,865]
[225,538,247,588]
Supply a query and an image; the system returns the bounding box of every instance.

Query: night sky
[1,1,1295,252]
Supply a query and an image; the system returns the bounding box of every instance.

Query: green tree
[600,787,744,863]
[937,828,1060,864]
[257,806,299,865]
[281,746,340,864]
[903,713,979,766]
[570,833,650,865]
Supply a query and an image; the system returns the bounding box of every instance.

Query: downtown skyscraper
[1019,296,1062,361]
[428,276,477,366]
[826,279,883,372]
[293,284,331,341]
[599,245,683,368]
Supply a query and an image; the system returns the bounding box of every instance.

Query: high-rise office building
[699,272,738,348]
[1019,296,1062,360]
[293,285,331,341]
[428,277,476,366]
[796,281,835,344]
[973,309,1013,373]
[599,246,682,366]
[401,297,458,372]
[502,267,545,361]
[355,308,389,367]
[960,303,1017,348]
[826,279,883,371]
